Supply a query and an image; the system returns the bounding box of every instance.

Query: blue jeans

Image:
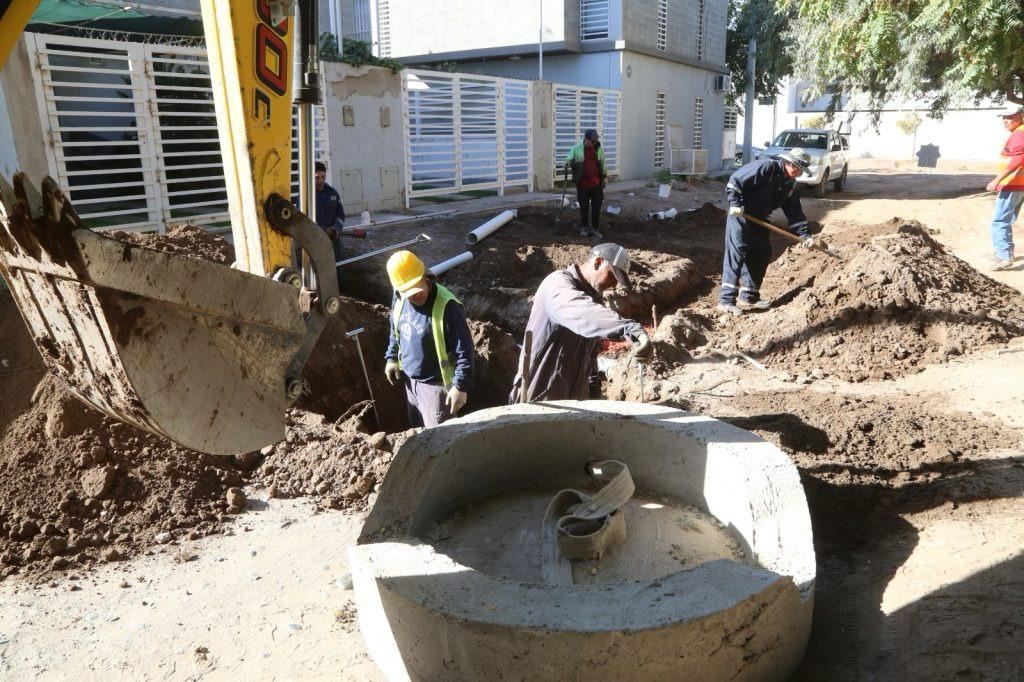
[990,189,1024,259]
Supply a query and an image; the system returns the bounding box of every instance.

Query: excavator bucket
[0,174,306,456]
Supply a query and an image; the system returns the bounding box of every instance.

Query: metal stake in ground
[346,327,381,430]
[637,361,646,402]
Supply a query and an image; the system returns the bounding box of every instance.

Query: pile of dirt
[253,404,409,508]
[0,376,253,581]
[109,223,234,265]
[702,220,1024,381]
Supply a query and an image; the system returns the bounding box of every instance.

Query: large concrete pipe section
[351,401,815,681]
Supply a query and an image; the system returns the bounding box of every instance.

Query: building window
[580,0,610,41]
[724,105,738,131]
[657,0,668,51]
[352,0,372,44]
[654,92,667,168]
[696,0,706,60]
[693,97,704,149]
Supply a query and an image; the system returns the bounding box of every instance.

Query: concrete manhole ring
[351,401,815,681]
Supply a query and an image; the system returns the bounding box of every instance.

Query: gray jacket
[512,265,644,402]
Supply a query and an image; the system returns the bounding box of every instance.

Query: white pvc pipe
[465,209,517,245]
[428,251,474,276]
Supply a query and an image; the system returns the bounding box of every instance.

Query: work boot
[992,257,1013,271]
[716,302,743,316]
[738,298,773,311]
[579,225,591,237]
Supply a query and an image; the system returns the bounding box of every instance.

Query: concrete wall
[622,0,727,69]
[322,62,405,214]
[619,51,728,178]
[0,36,48,181]
[385,0,579,62]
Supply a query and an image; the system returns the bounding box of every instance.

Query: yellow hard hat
[386,249,427,296]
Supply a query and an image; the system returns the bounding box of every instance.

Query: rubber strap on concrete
[541,460,635,586]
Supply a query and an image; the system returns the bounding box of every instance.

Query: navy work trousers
[719,214,771,305]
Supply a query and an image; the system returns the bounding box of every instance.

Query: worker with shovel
[511,243,652,402]
[384,250,475,427]
[718,148,820,316]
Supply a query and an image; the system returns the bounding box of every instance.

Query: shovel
[742,213,843,260]
[554,165,570,227]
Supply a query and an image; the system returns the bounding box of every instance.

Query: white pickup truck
[758,129,850,197]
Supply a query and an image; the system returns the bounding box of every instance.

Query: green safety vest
[391,283,461,390]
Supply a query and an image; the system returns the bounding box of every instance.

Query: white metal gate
[552,84,621,178]
[403,69,533,205]
[27,32,329,233]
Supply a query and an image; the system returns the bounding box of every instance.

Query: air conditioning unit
[713,75,734,93]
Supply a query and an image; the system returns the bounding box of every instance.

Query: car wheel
[833,165,848,192]
[814,169,829,198]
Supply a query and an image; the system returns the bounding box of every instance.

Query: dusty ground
[2,169,1023,679]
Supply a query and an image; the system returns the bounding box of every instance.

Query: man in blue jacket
[719,148,816,316]
[384,250,475,428]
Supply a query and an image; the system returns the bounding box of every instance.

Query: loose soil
[2,173,1023,680]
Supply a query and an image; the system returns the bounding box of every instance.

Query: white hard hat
[997,104,1024,118]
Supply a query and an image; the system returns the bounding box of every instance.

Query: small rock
[777,372,795,383]
[81,466,116,499]
[102,547,122,562]
[155,531,173,544]
[119,580,131,589]
[40,522,61,537]
[233,452,257,469]
[90,445,108,463]
[368,432,391,452]
[10,520,40,541]
[267,484,280,499]
[50,557,70,570]
[334,573,354,590]
[315,482,330,495]
[42,537,68,557]
[260,444,275,456]
[22,547,40,563]
[811,368,826,380]
[225,488,247,510]
[227,505,243,515]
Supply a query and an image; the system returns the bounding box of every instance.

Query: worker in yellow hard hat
[384,250,475,427]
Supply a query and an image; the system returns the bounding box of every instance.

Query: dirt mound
[109,224,234,264]
[253,405,408,508]
[0,377,252,581]
[704,220,1024,380]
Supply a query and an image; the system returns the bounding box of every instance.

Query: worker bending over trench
[512,243,652,402]
[385,250,475,427]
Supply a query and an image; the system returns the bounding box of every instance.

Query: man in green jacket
[565,129,607,239]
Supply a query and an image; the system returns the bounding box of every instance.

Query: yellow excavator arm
[0,1,340,456]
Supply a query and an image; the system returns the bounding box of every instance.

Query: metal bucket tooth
[0,173,306,456]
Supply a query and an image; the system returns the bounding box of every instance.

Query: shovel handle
[742,213,842,260]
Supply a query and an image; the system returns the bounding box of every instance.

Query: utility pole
[538,0,544,80]
[742,38,756,164]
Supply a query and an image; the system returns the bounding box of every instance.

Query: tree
[895,113,923,159]
[726,0,797,105]
[802,114,828,129]
[783,0,1024,119]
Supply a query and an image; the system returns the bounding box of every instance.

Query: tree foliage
[783,0,1024,117]
[726,0,797,104]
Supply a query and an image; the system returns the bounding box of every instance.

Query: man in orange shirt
[986,105,1024,270]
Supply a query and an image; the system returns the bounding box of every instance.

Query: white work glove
[799,236,818,250]
[384,360,402,385]
[445,387,468,415]
[632,331,653,361]
[728,205,744,217]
